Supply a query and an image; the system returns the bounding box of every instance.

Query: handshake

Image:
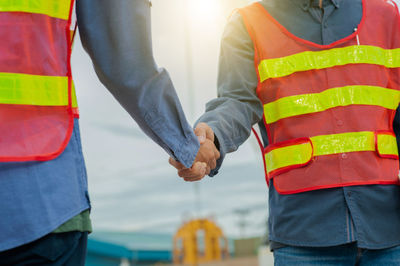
[169,123,220,182]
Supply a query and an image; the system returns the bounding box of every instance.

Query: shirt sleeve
[75,0,199,168]
[196,12,264,176]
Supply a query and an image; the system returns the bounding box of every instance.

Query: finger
[184,164,210,179]
[169,157,185,170]
[184,176,204,182]
[178,162,206,179]
[214,148,220,160]
[178,168,204,179]
[205,166,211,175]
[208,159,217,170]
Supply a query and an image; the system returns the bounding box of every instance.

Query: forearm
[196,12,263,176]
[76,0,199,167]
[196,97,262,176]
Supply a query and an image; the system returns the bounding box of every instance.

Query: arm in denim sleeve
[76,0,199,168]
[196,12,264,176]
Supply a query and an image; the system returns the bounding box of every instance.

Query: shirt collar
[292,0,342,11]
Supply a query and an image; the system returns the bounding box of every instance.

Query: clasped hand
[169,123,220,182]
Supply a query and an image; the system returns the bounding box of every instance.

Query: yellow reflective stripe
[264,86,400,124]
[258,45,400,82]
[265,142,312,173]
[377,134,398,156]
[265,131,398,174]
[0,0,72,20]
[71,81,78,108]
[310,131,375,156]
[0,72,77,107]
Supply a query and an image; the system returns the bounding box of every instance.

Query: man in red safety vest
[171,0,400,264]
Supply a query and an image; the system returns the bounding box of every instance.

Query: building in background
[85,229,235,266]
[86,231,172,266]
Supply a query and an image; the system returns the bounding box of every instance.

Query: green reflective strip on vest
[377,134,398,156]
[71,81,77,108]
[258,45,400,82]
[264,86,400,124]
[0,72,77,107]
[0,0,71,20]
[265,131,398,175]
[310,131,375,156]
[265,142,312,173]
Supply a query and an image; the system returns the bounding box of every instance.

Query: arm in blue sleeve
[76,0,199,168]
[196,12,264,176]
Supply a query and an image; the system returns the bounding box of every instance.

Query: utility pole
[184,0,195,120]
[234,208,250,238]
[183,0,202,218]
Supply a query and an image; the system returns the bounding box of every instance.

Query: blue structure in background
[86,231,173,266]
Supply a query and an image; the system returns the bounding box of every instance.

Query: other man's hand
[169,123,220,182]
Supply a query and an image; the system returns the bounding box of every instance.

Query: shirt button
[347,191,352,197]
[324,22,328,28]
[337,120,344,126]
[341,153,348,159]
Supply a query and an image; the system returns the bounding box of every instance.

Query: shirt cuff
[208,127,225,177]
[173,132,200,168]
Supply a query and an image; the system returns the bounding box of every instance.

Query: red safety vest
[240,0,400,194]
[0,1,78,162]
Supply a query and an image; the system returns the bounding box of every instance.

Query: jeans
[0,232,88,266]
[274,243,400,266]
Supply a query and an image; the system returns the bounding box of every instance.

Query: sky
[70,0,268,238]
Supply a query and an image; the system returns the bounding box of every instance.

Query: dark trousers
[0,232,88,266]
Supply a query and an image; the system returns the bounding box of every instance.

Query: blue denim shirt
[0,0,200,251]
[0,120,90,251]
[197,0,400,249]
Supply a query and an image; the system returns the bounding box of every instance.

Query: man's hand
[169,123,220,182]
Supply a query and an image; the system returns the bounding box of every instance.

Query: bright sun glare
[187,0,221,22]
